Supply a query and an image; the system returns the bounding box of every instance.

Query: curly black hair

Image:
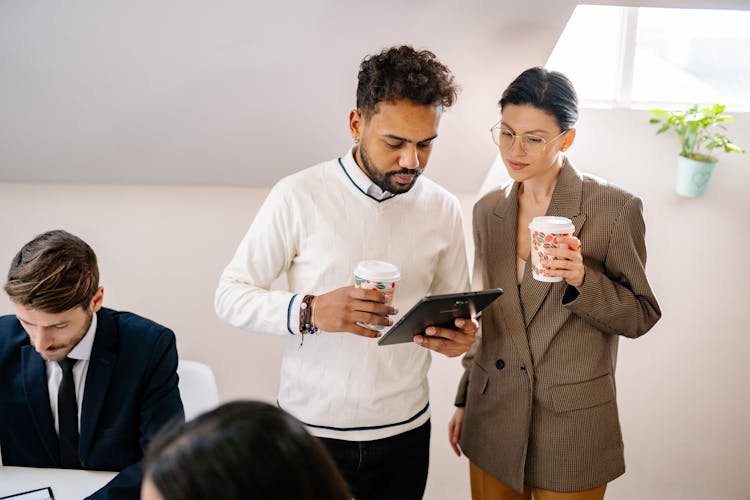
[356,45,458,117]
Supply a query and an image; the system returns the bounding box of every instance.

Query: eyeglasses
[490,121,567,155]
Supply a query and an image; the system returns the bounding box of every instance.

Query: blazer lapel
[489,183,534,369]
[79,309,117,462]
[520,159,587,326]
[21,345,59,464]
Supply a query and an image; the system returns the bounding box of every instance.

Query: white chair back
[177,360,219,421]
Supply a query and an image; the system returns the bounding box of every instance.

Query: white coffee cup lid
[528,216,575,234]
[354,260,401,282]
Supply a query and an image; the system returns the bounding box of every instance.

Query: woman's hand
[448,407,465,456]
[542,235,585,288]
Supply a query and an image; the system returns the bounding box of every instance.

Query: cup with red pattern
[528,216,575,282]
[354,260,400,330]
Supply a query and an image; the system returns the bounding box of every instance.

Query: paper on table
[0,487,54,500]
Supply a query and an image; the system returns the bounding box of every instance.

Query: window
[546,5,750,110]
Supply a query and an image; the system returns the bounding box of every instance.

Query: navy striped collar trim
[337,158,396,204]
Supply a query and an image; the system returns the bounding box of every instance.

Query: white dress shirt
[46,314,97,434]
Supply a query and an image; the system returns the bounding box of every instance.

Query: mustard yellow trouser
[469,461,607,500]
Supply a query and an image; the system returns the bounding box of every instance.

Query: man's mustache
[386,169,422,177]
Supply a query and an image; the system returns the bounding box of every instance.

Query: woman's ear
[560,128,576,151]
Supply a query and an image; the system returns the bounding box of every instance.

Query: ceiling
[1,0,747,192]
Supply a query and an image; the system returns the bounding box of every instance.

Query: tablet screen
[377,289,503,346]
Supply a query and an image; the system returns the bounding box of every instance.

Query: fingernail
[426,327,436,335]
[414,336,423,345]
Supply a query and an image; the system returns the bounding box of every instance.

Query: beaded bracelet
[299,294,318,335]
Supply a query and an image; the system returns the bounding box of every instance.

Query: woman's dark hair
[144,401,351,500]
[356,45,458,118]
[499,67,579,131]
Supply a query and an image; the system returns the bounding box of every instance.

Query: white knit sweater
[215,149,469,440]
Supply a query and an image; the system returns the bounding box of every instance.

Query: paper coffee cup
[354,260,400,330]
[528,216,575,282]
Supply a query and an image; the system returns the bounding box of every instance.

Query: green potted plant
[649,104,745,197]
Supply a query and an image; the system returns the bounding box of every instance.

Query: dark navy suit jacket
[0,307,184,499]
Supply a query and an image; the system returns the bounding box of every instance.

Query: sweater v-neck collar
[337,148,398,204]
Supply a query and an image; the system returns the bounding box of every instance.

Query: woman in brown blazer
[449,68,661,499]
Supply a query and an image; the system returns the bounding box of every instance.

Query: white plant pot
[675,155,717,198]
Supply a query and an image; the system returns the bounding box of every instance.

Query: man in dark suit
[0,229,184,499]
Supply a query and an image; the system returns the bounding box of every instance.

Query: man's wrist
[299,294,318,335]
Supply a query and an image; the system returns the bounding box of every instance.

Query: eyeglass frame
[490,121,569,155]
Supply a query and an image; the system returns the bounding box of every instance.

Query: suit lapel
[21,345,59,464]
[489,183,534,369]
[79,309,117,461]
[520,159,587,327]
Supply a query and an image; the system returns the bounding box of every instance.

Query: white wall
[576,109,750,500]
[0,108,749,499]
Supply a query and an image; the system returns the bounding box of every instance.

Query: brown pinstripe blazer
[455,160,661,493]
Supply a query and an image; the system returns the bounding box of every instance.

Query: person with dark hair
[215,45,477,499]
[448,67,662,499]
[0,229,184,499]
[141,401,351,500]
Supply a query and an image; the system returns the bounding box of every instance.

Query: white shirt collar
[67,312,97,361]
[341,147,395,201]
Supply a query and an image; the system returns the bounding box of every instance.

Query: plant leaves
[647,103,744,158]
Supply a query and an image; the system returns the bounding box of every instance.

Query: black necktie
[58,357,81,469]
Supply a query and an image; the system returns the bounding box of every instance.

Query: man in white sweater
[215,46,476,500]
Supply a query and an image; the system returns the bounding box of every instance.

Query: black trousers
[319,420,431,500]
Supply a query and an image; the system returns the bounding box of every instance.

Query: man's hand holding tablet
[377,289,503,357]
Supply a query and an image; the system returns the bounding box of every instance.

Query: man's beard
[37,309,93,361]
[358,141,422,195]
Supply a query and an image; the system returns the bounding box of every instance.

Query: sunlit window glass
[632,8,750,106]
[546,5,623,103]
[545,5,750,109]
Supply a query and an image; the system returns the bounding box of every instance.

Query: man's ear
[349,109,364,144]
[90,286,104,312]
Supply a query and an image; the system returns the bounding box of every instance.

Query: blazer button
[495,359,505,370]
